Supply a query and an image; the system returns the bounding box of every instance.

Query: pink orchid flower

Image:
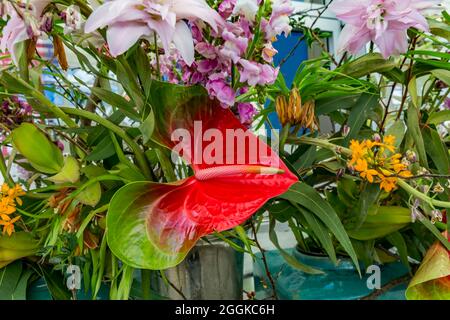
[84,0,224,66]
[0,0,51,65]
[330,0,441,58]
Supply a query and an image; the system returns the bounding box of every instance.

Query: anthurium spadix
[107,82,298,270]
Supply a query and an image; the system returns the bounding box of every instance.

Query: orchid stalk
[288,135,450,209]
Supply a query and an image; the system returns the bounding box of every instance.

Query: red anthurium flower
[107,83,298,270]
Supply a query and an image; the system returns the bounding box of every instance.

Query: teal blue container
[253,248,408,300]
[27,278,110,300]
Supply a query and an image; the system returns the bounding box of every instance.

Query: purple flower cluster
[152,0,293,124]
[0,96,33,128]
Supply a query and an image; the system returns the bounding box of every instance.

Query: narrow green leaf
[139,110,155,144]
[91,87,140,121]
[385,120,407,149]
[297,206,337,264]
[343,93,380,146]
[407,105,428,168]
[386,232,411,272]
[419,218,450,251]
[422,127,450,175]
[428,110,450,125]
[431,69,450,87]
[268,217,323,274]
[280,183,361,275]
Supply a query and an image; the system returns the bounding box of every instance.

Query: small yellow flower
[347,135,413,192]
[1,184,25,206]
[383,135,396,146]
[398,170,413,178]
[0,215,21,236]
[0,184,25,236]
[0,197,16,216]
[355,159,378,183]
[380,177,398,192]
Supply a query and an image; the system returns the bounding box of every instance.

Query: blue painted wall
[269,31,309,130]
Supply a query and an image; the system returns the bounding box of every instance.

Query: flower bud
[432,183,445,194]
[401,158,411,167]
[342,125,350,137]
[24,14,42,38]
[63,5,82,34]
[420,184,430,193]
[40,12,53,33]
[406,150,417,163]
[372,133,381,143]
[430,209,443,224]
[411,206,423,223]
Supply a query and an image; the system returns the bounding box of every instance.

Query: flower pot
[156,237,244,300]
[253,247,409,300]
[27,277,110,300]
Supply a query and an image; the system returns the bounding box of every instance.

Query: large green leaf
[11,123,64,174]
[47,156,80,184]
[340,53,396,78]
[343,93,380,146]
[406,239,450,300]
[280,183,361,274]
[347,206,411,240]
[0,261,22,299]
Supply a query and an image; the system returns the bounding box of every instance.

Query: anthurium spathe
[107,82,298,270]
[406,234,450,300]
[84,0,224,65]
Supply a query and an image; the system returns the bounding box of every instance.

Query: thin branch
[280,1,334,67]
[159,272,187,300]
[359,275,411,300]
[251,221,278,300]
[396,36,418,121]
[403,173,450,180]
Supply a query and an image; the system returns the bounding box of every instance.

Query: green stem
[287,136,352,157]
[60,107,152,179]
[0,151,13,186]
[10,75,78,128]
[398,179,450,209]
[141,270,151,300]
[73,0,93,17]
[279,124,291,153]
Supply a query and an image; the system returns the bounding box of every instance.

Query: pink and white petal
[171,0,224,32]
[172,21,195,66]
[85,0,141,32]
[146,19,176,55]
[32,0,52,16]
[106,22,150,57]
[337,24,370,56]
[375,30,408,59]
[329,0,370,25]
